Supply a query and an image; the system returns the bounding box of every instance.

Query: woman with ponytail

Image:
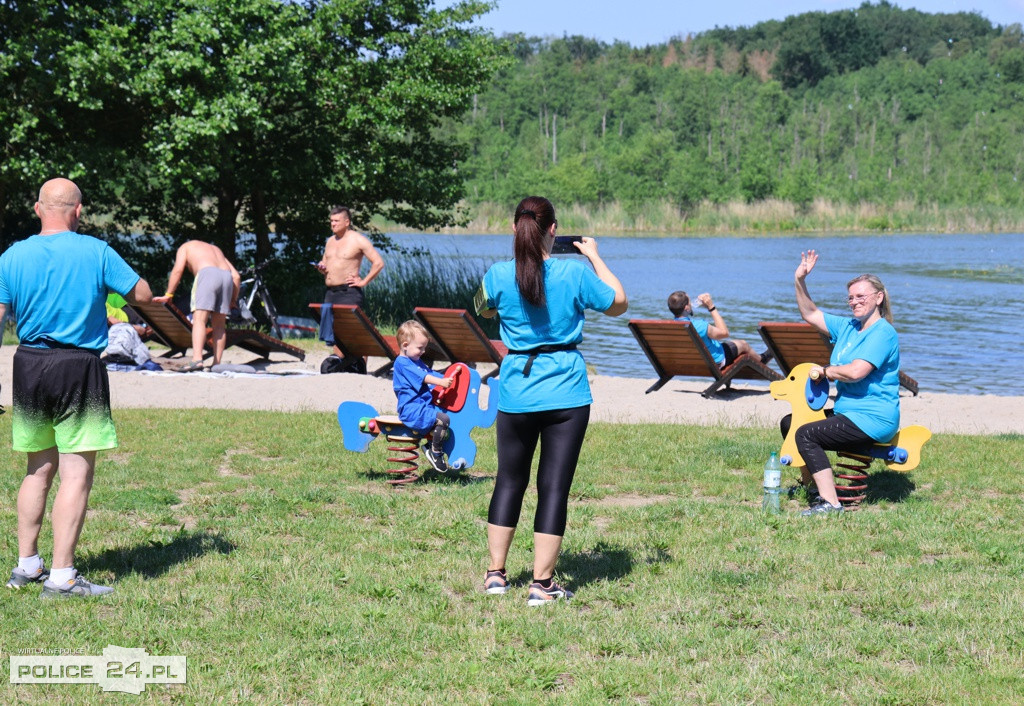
[478,196,627,606]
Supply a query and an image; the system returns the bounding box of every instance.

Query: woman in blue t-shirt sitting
[788,249,901,516]
[479,196,627,605]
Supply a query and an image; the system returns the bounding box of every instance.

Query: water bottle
[762,451,782,514]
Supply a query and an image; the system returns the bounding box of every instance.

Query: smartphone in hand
[550,235,582,255]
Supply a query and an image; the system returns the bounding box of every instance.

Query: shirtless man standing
[317,206,385,371]
[154,241,241,371]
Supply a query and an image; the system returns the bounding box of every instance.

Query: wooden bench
[629,319,781,397]
[128,300,305,361]
[413,307,507,380]
[309,303,398,376]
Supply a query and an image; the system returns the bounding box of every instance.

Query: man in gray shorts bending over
[155,241,241,371]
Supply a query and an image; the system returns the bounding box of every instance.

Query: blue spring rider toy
[337,363,498,485]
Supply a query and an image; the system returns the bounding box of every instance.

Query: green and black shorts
[12,345,118,453]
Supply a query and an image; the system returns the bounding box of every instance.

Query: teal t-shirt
[677,316,724,365]
[824,312,901,442]
[483,258,615,413]
[0,232,141,352]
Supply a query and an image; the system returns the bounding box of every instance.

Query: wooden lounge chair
[127,300,305,361]
[628,319,782,397]
[757,321,919,396]
[309,303,399,376]
[413,307,507,380]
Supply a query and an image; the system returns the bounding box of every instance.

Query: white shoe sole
[527,594,569,606]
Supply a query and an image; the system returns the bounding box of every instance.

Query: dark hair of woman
[512,196,555,307]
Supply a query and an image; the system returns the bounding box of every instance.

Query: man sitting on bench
[667,290,761,369]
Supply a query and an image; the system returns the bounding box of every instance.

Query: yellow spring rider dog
[770,362,931,505]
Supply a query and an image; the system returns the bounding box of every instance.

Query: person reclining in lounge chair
[667,290,763,369]
[103,293,154,368]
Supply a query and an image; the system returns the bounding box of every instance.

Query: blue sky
[439,0,1024,46]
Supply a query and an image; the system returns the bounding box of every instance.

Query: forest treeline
[450,1,1024,223]
[3,0,1022,292]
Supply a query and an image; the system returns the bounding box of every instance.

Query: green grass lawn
[1,410,1022,704]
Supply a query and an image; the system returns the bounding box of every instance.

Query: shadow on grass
[425,468,491,486]
[864,470,916,504]
[79,531,236,580]
[360,465,491,486]
[512,542,670,590]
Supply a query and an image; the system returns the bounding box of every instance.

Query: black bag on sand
[320,354,367,375]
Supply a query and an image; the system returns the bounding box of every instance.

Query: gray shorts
[192,267,234,314]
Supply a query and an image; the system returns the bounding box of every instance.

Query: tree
[0,0,146,247]
[1,0,507,278]
[772,13,834,89]
[778,160,817,212]
[738,147,776,202]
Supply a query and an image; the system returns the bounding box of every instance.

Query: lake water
[387,232,1024,397]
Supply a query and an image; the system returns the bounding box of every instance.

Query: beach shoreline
[1,345,1018,436]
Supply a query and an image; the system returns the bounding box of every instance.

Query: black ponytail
[513,196,555,307]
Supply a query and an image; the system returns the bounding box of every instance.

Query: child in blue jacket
[392,320,453,472]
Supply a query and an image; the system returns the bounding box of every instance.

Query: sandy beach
[1,344,1019,435]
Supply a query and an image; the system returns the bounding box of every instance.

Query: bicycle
[232,260,283,339]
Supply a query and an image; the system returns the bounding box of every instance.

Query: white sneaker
[41,574,114,598]
[7,563,49,589]
[527,579,574,606]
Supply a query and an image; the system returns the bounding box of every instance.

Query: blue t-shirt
[676,316,724,365]
[483,257,615,413]
[0,232,141,352]
[393,355,440,432]
[824,311,901,442]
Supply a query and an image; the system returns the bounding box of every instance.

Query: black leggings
[780,411,874,474]
[488,406,590,536]
[431,411,450,453]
